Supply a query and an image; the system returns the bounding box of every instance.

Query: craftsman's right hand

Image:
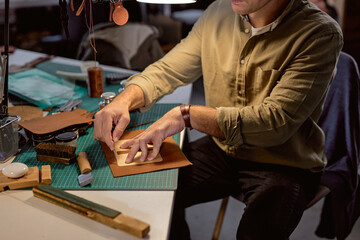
[93,102,130,151]
[94,85,146,151]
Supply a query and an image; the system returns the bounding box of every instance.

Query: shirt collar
[239,0,305,36]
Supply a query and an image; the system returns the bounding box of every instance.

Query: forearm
[112,84,146,111]
[188,105,224,139]
[120,104,224,163]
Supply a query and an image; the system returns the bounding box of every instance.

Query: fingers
[94,107,130,151]
[104,118,115,151]
[124,141,139,164]
[148,138,162,160]
[94,113,115,150]
[112,115,130,142]
[120,133,162,164]
[139,140,149,162]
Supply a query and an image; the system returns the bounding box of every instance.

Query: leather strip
[76,0,87,16]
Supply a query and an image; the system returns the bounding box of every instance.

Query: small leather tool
[77,151,93,187]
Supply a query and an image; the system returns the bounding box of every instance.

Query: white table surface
[0,48,193,240]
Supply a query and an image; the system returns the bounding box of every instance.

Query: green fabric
[8,68,87,110]
[8,61,126,112]
[36,61,127,113]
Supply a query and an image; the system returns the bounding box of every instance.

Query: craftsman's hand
[94,85,146,151]
[121,106,185,163]
[94,102,130,151]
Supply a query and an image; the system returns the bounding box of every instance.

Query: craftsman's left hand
[120,106,185,163]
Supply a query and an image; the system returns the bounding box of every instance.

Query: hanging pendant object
[112,1,129,26]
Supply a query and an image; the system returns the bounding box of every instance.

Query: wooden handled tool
[77,152,93,187]
[77,152,91,174]
[33,185,150,238]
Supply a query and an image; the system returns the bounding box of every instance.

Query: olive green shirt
[126,0,343,172]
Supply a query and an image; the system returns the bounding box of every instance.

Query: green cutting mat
[15,104,180,190]
[15,64,181,190]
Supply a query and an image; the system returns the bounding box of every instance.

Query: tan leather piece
[101,129,192,177]
[19,109,94,135]
[8,105,43,122]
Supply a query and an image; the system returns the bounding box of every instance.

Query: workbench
[0,49,192,240]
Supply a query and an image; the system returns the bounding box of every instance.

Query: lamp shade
[137,0,196,4]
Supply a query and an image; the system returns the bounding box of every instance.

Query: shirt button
[245,28,249,33]
[240,59,245,64]
[229,146,234,151]
[238,90,242,94]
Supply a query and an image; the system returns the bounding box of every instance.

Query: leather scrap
[100,129,192,177]
[19,108,94,135]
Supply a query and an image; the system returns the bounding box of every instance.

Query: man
[94,0,343,239]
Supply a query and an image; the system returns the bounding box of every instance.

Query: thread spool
[87,67,104,98]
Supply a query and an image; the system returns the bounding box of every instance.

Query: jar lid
[55,132,77,142]
[32,133,54,141]
[62,125,79,133]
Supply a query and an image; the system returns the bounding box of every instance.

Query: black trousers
[169,136,321,240]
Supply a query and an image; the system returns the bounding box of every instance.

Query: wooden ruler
[33,185,150,238]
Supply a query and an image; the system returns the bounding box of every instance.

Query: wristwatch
[180,104,192,130]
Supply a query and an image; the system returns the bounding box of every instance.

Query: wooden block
[0,167,39,191]
[40,165,52,185]
[33,185,150,238]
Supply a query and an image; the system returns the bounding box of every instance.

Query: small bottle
[55,132,78,148]
[99,92,116,110]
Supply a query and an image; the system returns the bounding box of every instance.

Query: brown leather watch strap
[180,104,192,130]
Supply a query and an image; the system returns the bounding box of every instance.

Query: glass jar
[32,133,55,147]
[62,125,79,138]
[55,131,77,148]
